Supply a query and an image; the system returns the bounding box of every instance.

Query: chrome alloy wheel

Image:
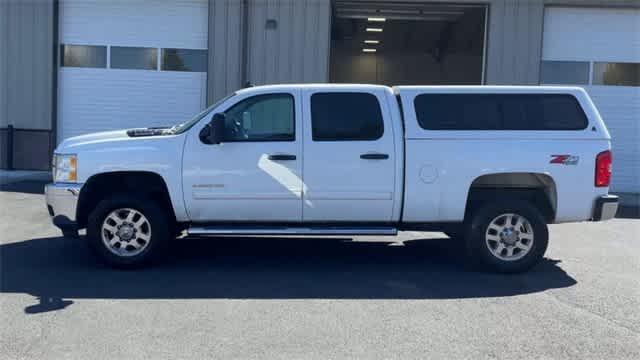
[485,213,534,261]
[101,208,151,257]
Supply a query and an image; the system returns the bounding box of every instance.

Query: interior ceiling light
[364,40,380,44]
[366,27,383,32]
[367,17,386,22]
[362,48,377,53]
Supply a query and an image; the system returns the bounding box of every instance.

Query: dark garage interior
[330,1,487,85]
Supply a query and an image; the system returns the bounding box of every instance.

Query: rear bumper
[592,195,619,221]
[45,182,82,231]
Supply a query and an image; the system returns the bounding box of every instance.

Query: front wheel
[465,200,548,273]
[87,195,172,268]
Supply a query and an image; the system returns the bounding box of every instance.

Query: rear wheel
[87,195,172,268]
[465,200,548,273]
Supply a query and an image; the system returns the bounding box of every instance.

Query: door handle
[360,153,389,160]
[268,154,297,161]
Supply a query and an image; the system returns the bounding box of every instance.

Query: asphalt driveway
[1,181,638,359]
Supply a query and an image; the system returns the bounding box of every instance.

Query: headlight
[53,154,78,183]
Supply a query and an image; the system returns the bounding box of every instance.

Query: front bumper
[592,195,619,221]
[45,182,83,231]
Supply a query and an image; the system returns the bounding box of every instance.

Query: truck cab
[183,84,404,224]
[45,84,618,272]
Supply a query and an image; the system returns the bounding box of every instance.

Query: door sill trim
[187,225,398,236]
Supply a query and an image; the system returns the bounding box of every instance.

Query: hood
[56,128,172,152]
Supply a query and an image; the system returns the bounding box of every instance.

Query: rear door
[301,88,397,222]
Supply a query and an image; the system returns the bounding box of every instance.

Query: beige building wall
[0,0,55,169]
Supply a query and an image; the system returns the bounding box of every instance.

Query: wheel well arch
[76,171,176,229]
[465,172,557,223]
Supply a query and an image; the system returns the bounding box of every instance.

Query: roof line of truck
[236,83,586,93]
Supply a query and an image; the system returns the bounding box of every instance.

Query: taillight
[595,150,612,187]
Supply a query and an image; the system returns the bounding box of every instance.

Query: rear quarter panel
[403,138,610,223]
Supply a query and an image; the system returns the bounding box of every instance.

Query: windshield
[170,92,236,134]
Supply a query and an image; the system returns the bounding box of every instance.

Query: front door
[182,90,303,222]
[301,89,397,222]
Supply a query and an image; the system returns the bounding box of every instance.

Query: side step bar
[187,226,398,236]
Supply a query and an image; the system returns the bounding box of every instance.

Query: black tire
[87,194,172,268]
[465,199,548,273]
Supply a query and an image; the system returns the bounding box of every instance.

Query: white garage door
[58,0,208,143]
[541,7,640,193]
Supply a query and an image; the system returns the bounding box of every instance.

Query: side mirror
[199,113,225,144]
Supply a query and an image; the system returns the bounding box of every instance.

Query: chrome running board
[187,226,398,236]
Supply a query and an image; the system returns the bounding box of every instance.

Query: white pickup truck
[46,84,618,272]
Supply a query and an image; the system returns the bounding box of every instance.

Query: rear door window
[310,92,384,141]
[414,94,588,130]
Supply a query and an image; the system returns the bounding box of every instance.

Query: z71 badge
[550,155,580,165]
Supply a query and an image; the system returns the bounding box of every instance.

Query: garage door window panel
[540,61,590,85]
[61,45,106,68]
[311,93,384,141]
[162,49,207,72]
[111,47,158,70]
[223,94,295,142]
[593,62,640,87]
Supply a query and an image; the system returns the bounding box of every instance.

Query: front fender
[73,135,189,221]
